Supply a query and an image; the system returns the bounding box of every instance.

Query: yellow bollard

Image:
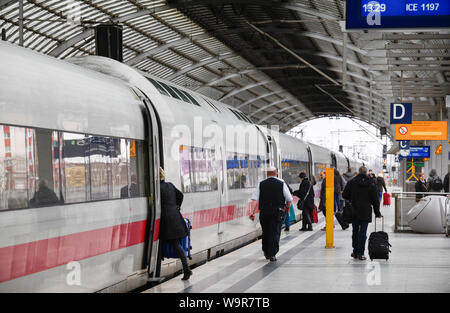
[325,168,335,248]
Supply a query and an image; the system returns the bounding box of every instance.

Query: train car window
[147,78,170,96]
[29,129,63,207]
[180,145,193,193]
[226,153,263,189]
[179,145,217,193]
[113,139,130,199]
[281,159,308,185]
[157,81,182,100]
[88,136,114,201]
[0,125,29,210]
[192,147,209,192]
[314,162,327,187]
[182,91,201,107]
[61,132,90,203]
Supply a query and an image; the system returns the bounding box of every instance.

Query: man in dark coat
[159,167,192,280]
[415,173,428,202]
[343,166,382,261]
[293,172,314,231]
[30,179,60,207]
[444,172,449,193]
[250,166,292,262]
[120,173,139,198]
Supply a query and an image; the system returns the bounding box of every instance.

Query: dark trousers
[167,239,190,273]
[302,207,312,229]
[259,213,282,258]
[352,220,369,256]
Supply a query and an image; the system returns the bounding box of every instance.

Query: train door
[331,153,337,168]
[307,146,314,181]
[267,135,281,170]
[132,89,162,280]
[217,145,227,234]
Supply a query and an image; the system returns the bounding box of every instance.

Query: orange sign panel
[395,121,448,141]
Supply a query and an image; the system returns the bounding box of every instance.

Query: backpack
[431,176,443,191]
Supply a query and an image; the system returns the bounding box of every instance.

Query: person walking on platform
[368,169,377,186]
[159,167,192,280]
[334,169,344,214]
[250,167,292,262]
[376,173,387,203]
[284,183,294,232]
[444,172,449,193]
[343,167,354,183]
[415,173,428,202]
[343,166,382,261]
[427,169,443,192]
[319,171,327,231]
[294,172,315,231]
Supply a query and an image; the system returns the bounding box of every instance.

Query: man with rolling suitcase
[342,166,382,260]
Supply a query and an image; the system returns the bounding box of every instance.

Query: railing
[391,191,450,233]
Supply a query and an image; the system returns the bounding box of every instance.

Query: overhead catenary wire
[246,21,341,86]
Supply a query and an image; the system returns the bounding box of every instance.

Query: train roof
[0,42,146,140]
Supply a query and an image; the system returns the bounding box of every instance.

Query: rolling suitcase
[383,193,391,206]
[368,216,391,261]
[162,218,193,260]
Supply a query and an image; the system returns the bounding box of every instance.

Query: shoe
[181,269,192,280]
[269,257,277,262]
[299,228,307,231]
[307,227,313,231]
[285,227,290,232]
[321,226,326,231]
[342,225,349,230]
[351,253,357,259]
[357,255,367,261]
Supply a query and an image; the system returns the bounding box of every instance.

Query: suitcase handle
[374,215,384,232]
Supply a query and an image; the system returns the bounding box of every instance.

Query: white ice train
[0,42,367,292]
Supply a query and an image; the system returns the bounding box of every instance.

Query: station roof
[1,0,448,136]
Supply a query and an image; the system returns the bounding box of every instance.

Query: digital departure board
[346,0,450,29]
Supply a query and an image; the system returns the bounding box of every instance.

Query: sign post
[325,168,335,249]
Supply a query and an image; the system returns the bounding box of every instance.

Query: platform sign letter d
[390,103,412,124]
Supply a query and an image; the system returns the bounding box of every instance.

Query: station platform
[144,201,450,293]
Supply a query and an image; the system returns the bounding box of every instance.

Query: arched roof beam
[249,97,296,117]
[235,89,295,109]
[257,105,307,124]
[122,27,367,70]
[218,65,372,101]
[166,52,236,80]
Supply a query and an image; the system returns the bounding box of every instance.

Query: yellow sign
[395,121,447,141]
[407,158,418,181]
[130,140,136,158]
[435,144,442,155]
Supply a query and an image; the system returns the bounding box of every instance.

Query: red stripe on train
[0,203,256,283]
[0,220,147,283]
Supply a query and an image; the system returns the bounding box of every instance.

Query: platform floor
[144,203,450,293]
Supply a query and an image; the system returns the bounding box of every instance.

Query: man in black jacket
[294,172,315,231]
[343,166,382,260]
[444,172,449,193]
